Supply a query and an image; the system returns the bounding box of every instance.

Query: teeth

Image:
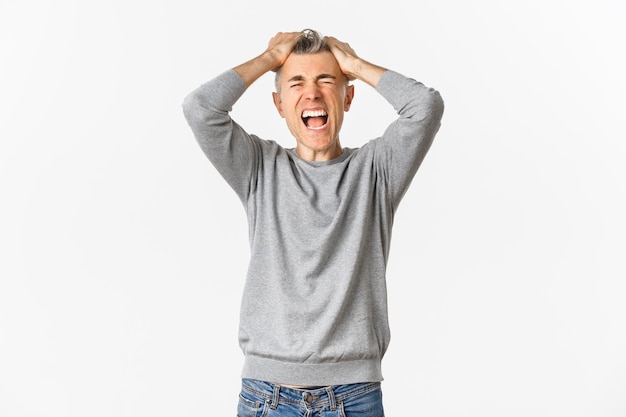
[302,110,327,118]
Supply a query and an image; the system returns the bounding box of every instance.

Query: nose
[303,83,321,100]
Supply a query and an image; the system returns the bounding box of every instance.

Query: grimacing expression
[272,51,354,160]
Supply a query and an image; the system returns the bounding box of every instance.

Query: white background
[1,0,625,416]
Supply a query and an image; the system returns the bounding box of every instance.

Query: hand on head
[262,30,383,88]
[265,31,359,80]
[265,32,301,71]
[324,36,359,81]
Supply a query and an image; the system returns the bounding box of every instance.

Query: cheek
[281,94,300,114]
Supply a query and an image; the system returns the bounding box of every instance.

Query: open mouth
[302,109,328,130]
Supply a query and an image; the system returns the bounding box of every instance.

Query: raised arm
[324,36,444,207]
[324,36,387,89]
[233,32,300,87]
[182,32,300,200]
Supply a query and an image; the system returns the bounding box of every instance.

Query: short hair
[292,28,330,54]
[274,29,333,91]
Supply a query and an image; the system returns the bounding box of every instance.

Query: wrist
[262,48,286,72]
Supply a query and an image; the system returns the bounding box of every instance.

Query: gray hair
[274,29,333,91]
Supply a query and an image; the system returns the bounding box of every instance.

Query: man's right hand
[233,31,300,87]
[264,31,301,71]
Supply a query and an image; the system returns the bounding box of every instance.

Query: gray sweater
[183,69,444,386]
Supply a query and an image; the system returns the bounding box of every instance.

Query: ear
[344,85,355,112]
[272,92,285,118]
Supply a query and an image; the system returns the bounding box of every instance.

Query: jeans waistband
[241,378,381,410]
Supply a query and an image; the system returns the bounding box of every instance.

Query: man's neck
[296,143,343,162]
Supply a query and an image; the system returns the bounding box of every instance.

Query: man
[183,29,444,417]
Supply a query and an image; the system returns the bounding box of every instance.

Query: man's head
[272,29,354,161]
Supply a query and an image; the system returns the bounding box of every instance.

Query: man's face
[272,51,354,161]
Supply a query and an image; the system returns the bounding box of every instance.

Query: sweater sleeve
[373,70,444,209]
[182,69,258,202]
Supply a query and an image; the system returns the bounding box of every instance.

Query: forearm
[233,50,283,88]
[324,36,387,88]
[345,57,387,89]
[233,31,301,88]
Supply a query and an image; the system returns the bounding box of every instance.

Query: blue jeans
[237,379,385,417]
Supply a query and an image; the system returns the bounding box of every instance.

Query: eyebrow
[287,73,337,83]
